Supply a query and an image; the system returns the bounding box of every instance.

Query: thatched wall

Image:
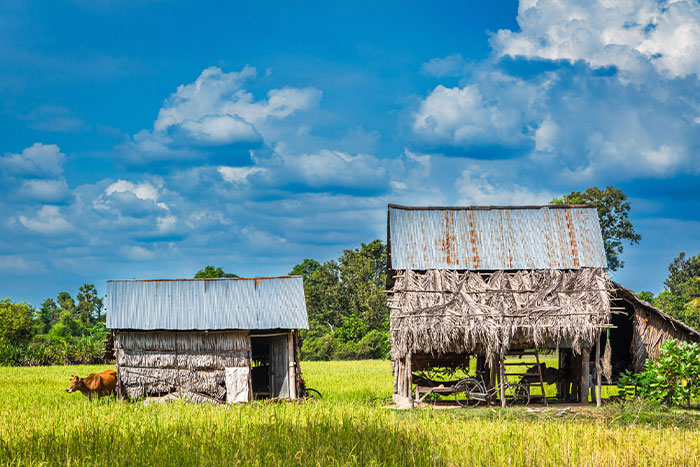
[389,268,610,362]
[115,331,250,401]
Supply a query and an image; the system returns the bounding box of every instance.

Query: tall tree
[76,284,104,323]
[289,259,321,280]
[665,253,700,296]
[551,186,641,271]
[38,299,58,334]
[57,292,75,314]
[654,252,700,331]
[194,266,239,278]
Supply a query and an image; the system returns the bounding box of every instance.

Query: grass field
[1,361,700,466]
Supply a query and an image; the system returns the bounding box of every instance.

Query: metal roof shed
[106,276,309,404]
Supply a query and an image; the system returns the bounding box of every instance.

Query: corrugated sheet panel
[106,277,309,330]
[389,205,607,270]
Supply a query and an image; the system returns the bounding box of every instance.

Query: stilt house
[106,276,308,403]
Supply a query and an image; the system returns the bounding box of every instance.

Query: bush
[621,339,700,407]
[300,334,339,361]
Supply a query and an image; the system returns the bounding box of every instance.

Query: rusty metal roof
[388,204,607,270]
[106,276,308,330]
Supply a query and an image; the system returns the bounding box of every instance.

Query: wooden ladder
[502,350,548,406]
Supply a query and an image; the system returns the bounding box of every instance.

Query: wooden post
[287,332,296,400]
[580,346,590,404]
[499,356,506,408]
[596,335,602,407]
[406,352,413,407]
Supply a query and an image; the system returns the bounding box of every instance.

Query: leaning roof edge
[613,282,700,340]
[388,203,597,211]
[107,275,301,283]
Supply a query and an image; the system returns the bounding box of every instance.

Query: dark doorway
[250,335,289,399]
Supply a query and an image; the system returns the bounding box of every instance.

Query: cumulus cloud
[0,143,65,177]
[455,168,555,205]
[217,166,266,184]
[15,205,74,234]
[413,0,700,180]
[16,178,70,203]
[412,78,536,157]
[117,65,322,166]
[492,0,700,79]
[278,149,387,189]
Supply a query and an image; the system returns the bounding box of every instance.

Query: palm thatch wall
[614,284,700,372]
[114,331,251,401]
[389,268,610,362]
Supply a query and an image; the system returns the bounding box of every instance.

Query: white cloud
[17,178,70,202]
[217,166,266,183]
[153,66,320,145]
[455,168,555,205]
[492,0,700,79]
[421,54,467,77]
[0,143,65,177]
[16,205,74,234]
[390,180,408,190]
[103,179,168,210]
[280,149,386,189]
[120,245,156,261]
[412,82,534,155]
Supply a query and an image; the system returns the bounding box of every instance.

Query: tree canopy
[551,186,641,271]
[194,266,239,279]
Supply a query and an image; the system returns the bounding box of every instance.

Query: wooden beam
[406,352,413,408]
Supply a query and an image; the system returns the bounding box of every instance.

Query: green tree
[649,252,700,331]
[289,259,321,280]
[665,252,700,296]
[0,299,35,347]
[37,299,59,334]
[194,265,239,278]
[551,186,641,271]
[76,284,104,323]
[57,292,75,315]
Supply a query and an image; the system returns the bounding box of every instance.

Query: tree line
[1,186,698,365]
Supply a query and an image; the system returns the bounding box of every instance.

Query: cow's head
[66,375,83,393]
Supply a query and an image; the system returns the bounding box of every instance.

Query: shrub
[621,339,700,406]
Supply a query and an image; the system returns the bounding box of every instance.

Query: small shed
[106,276,308,403]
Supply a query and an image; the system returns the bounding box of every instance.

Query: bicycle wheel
[303,388,322,399]
[455,378,485,408]
[506,383,530,406]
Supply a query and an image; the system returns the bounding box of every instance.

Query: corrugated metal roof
[106,276,308,330]
[388,204,607,270]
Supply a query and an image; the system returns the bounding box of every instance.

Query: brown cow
[66,369,117,398]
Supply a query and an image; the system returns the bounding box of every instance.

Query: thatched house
[106,276,308,403]
[387,204,700,407]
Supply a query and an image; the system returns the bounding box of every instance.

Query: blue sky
[1,0,699,306]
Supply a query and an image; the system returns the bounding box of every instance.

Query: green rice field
[1,360,700,466]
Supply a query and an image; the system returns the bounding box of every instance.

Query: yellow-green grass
[1,362,699,466]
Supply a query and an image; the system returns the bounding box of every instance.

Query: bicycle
[454,370,530,407]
